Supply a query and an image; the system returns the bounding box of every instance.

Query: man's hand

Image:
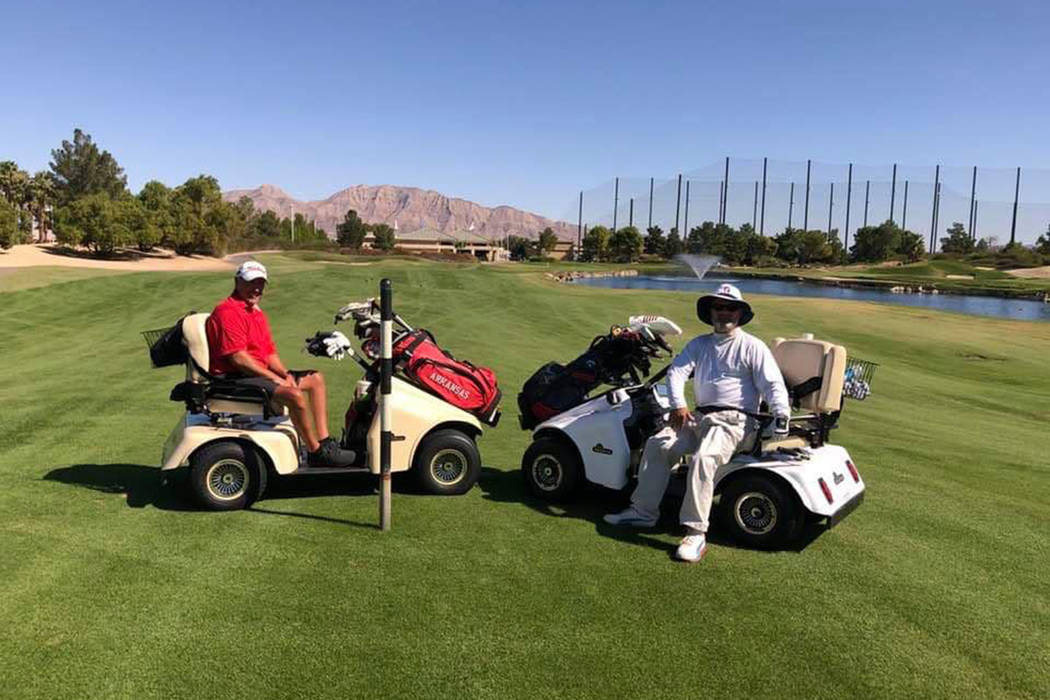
[668,407,693,431]
[764,414,790,438]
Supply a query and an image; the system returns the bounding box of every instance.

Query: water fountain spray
[673,253,721,280]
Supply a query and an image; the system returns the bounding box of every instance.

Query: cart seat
[771,334,846,414]
[171,313,282,417]
[759,334,847,451]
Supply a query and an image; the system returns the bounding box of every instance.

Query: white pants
[630,410,751,533]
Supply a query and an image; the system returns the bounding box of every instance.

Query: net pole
[683,180,691,238]
[845,163,853,252]
[864,180,870,227]
[722,157,730,224]
[968,166,977,240]
[803,159,811,230]
[674,174,682,234]
[1010,166,1020,246]
[889,163,897,223]
[760,157,768,235]
[901,180,909,231]
[929,165,940,253]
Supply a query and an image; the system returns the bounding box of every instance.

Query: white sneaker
[676,534,708,562]
[603,506,658,528]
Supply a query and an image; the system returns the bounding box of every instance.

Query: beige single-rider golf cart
[153,307,494,510]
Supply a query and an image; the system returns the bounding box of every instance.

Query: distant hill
[222,184,577,241]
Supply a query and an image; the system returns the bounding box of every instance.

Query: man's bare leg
[296,372,329,442]
[273,385,321,452]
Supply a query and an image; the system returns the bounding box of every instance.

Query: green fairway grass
[1,255,1047,699]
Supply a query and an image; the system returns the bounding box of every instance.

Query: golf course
[1,254,1047,699]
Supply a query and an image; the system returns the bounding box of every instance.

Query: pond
[572,274,1050,323]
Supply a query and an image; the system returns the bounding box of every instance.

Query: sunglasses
[710,303,740,312]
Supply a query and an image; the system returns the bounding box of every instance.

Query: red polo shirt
[205,295,277,376]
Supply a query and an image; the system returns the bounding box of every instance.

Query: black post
[648,177,654,229]
[864,180,870,227]
[683,180,691,237]
[788,182,795,230]
[968,166,977,240]
[1010,166,1020,246]
[612,177,619,232]
[760,157,768,235]
[629,197,634,228]
[722,156,730,224]
[828,182,834,239]
[929,165,940,253]
[803,159,811,230]
[577,191,583,250]
[902,180,909,230]
[674,174,682,235]
[974,199,979,239]
[845,163,853,253]
[890,163,897,223]
[379,278,393,531]
[721,179,727,223]
[752,180,758,231]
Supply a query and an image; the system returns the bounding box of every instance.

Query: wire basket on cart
[843,357,878,401]
[141,324,186,368]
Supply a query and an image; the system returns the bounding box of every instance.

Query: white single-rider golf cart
[520,321,874,548]
[148,300,498,510]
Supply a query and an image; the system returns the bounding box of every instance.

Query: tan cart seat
[177,313,281,416]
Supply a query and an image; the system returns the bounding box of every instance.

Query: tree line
[0,129,328,255]
[564,218,1050,266]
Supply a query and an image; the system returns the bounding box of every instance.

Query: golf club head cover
[305,331,353,360]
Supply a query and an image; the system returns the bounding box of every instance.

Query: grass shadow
[479,466,677,556]
[43,463,193,510]
[479,466,825,555]
[43,463,403,521]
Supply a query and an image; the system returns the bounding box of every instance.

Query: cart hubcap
[431,449,466,485]
[733,491,777,535]
[531,455,562,491]
[206,459,250,501]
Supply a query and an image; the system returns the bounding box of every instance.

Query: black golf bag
[517,328,662,430]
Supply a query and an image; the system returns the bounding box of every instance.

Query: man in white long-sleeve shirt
[604,284,791,562]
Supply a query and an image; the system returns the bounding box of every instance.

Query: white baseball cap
[235,260,268,282]
[696,283,754,326]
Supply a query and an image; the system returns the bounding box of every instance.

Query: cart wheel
[521,437,581,502]
[189,441,268,511]
[717,473,801,549]
[413,430,481,495]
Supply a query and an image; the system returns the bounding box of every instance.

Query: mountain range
[222,184,577,241]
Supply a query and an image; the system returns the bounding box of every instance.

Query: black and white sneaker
[307,437,356,468]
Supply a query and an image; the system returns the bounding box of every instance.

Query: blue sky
[2,0,1048,234]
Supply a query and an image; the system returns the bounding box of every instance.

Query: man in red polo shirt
[206,260,355,468]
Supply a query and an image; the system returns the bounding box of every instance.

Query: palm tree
[27,172,56,242]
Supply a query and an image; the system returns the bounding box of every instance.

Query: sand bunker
[1006,266,1050,279]
[0,244,234,272]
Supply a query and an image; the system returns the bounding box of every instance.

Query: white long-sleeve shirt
[666,329,790,418]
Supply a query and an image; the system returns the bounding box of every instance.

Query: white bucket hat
[696,283,754,326]
[235,260,268,282]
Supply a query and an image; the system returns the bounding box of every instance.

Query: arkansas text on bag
[393,329,501,426]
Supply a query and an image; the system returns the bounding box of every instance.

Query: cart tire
[188,441,267,511]
[521,437,581,502]
[717,473,802,548]
[413,429,481,495]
